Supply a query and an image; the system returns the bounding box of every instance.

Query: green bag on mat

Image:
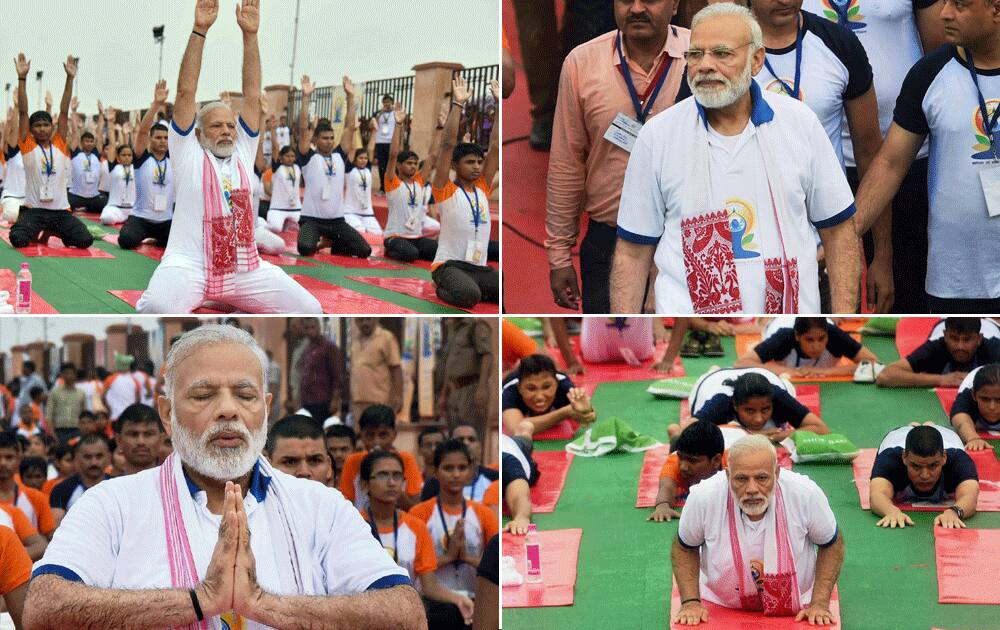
[860,317,900,336]
[505,317,544,337]
[647,375,699,399]
[565,417,661,457]
[789,430,860,464]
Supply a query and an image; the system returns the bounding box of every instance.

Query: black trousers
[375,143,391,192]
[297,216,372,257]
[423,598,468,630]
[68,191,107,213]
[384,236,437,262]
[850,157,930,313]
[10,207,94,249]
[579,217,616,314]
[926,295,1000,314]
[432,260,499,308]
[487,239,498,262]
[118,216,172,249]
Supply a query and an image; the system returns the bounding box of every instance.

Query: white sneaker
[854,361,874,383]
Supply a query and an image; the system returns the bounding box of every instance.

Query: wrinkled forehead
[728,449,776,475]
[691,14,751,49]
[202,106,237,127]
[173,343,264,390]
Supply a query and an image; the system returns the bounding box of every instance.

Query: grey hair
[727,434,778,470]
[691,2,764,54]
[163,324,267,400]
[195,101,234,131]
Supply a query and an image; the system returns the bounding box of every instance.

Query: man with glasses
[613,3,859,314]
[546,0,690,313]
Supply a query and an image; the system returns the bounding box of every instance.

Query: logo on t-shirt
[971,100,1000,160]
[750,559,765,588]
[763,79,806,102]
[604,318,630,332]
[820,0,866,30]
[726,199,760,260]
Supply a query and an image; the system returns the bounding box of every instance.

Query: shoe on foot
[680,331,703,358]
[701,333,725,357]
[853,360,882,383]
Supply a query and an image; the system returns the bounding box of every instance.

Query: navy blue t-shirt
[907,338,1000,375]
[754,324,862,366]
[870,446,978,502]
[501,372,574,416]
[696,389,810,428]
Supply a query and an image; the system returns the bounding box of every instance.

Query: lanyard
[827,0,852,27]
[457,181,481,234]
[360,169,368,190]
[403,179,418,207]
[763,15,804,101]
[40,143,54,177]
[966,48,1000,160]
[123,166,132,186]
[154,156,168,186]
[367,507,398,563]
[11,483,18,506]
[615,30,674,124]
[323,155,335,177]
[84,153,92,170]
[437,497,467,559]
[285,165,296,183]
[467,472,482,500]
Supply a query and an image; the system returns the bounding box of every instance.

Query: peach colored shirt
[545,28,690,270]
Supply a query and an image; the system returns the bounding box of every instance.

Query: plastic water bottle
[525,523,542,583]
[15,263,31,314]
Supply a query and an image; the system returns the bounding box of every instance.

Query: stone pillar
[264,85,293,120]
[104,325,129,368]
[410,62,464,160]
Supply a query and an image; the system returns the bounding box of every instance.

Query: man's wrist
[192,29,207,38]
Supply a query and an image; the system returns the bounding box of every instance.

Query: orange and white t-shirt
[0,525,31,595]
[103,371,143,420]
[361,509,437,583]
[431,176,491,269]
[0,501,39,543]
[659,450,728,500]
[409,497,499,595]
[20,133,72,210]
[384,172,431,239]
[0,480,55,536]
[482,480,499,511]
[340,449,424,510]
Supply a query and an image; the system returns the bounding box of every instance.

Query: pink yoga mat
[531,450,574,514]
[552,336,685,396]
[0,230,115,258]
[934,527,1000,604]
[102,234,164,261]
[345,276,498,314]
[853,448,1000,511]
[533,419,579,441]
[502,528,583,608]
[679,385,821,423]
[895,318,938,359]
[669,580,841,628]
[108,290,229,314]
[934,387,1000,440]
[0,269,57,313]
[289,275,415,314]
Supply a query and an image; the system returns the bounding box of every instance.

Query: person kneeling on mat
[99,145,136,225]
[950,364,1000,450]
[877,317,1000,388]
[430,77,499,308]
[672,435,843,626]
[501,354,595,436]
[648,421,726,523]
[383,104,439,263]
[670,368,830,442]
[736,317,880,378]
[870,424,980,529]
[501,427,540,536]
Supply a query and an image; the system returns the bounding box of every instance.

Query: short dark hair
[452,142,484,163]
[266,415,323,453]
[360,449,403,482]
[725,372,775,406]
[451,423,480,440]
[78,410,97,423]
[359,405,395,431]
[29,386,44,400]
[279,145,296,158]
[418,426,446,447]
[53,443,73,460]
[353,148,368,160]
[19,456,46,477]
[793,318,828,336]
[314,123,335,136]
[81,131,95,142]
[518,354,558,379]
[324,423,357,445]
[904,426,945,457]
[673,420,725,459]
[74,433,110,455]
[973,364,1000,392]
[434,438,472,467]
[151,123,169,136]
[397,150,418,165]
[0,432,20,453]
[382,94,394,102]
[23,361,35,374]
[944,318,982,335]
[60,362,76,374]
[115,403,163,434]
[117,144,133,156]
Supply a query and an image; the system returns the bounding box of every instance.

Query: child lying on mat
[870,424,980,529]
[501,354,596,436]
[877,317,1000,388]
[668,368,830,443]
[950,364,1000,450]
[501,423,539,536]
[648,421,726,523]
[735,317,879,379]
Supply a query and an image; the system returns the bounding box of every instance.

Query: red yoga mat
[0,230,115,258]
[502,528,583,608]
[552,336,686,396]
[669,580,841,628]
[895,317,938,359]
[289,275,416,314]
[532,450,574,514]
[934,527,1000,604]
[346,276,498,314]
[108,290,230,314]
[678,385,822,423]
[534,419,579,441]
[0,269,57,313]
[852,448,1000,511]
[934,387,1000,440]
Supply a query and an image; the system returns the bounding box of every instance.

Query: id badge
[405,212,420,231]
[154,194,168,212]
[603,112,643,153]
[85,171,96,184]
[381,125,390,137]
[464,240,483,264]
[39,181,54,202]
[979,163,1000,217]
[322,183,332,200]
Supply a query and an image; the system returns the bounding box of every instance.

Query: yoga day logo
[820,0,866,30]
[763,79,805,101]
[971,100,1000,160]
[726,198,760,259]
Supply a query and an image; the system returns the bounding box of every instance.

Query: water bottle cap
[527,523,537,533]
[19,263,28,269]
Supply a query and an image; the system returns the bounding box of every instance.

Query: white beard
[690,54,755,110]
[170,411,267,481]
[739,491,773,517]
[201,136,236,159]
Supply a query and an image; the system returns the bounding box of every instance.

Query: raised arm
[339,76,357,156]
[58,56,76,141]
[4,105,17,150]
[483,80,499,185]
[236,0,261,131]
[297,75,314,155]
[135,81,169,157]
[420,99,449,182]
[384,104,404,181]
[174,0,220,131]
[67,100,81,151]
[14,53,30,142]
[433,76,469,190]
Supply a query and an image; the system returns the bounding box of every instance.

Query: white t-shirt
[579,317,655,363]
[677,468,838,608]
[20,133,72,210]
[269,162,303,211]
[165,117,259,264]
[374,111,396,144]
[617,84,855,313]
[384,173,431,239]
[418,499,490,596]
[33,461,409,629]
[802,0,933,165]
[431,178,492,268]
[103,372,141,420]
[893,46,1000,299]
[3,149,25,198]
[690,367,795,417]
[68,149,103,197]
[275,126,292,151]
[929,318,1000,341]
[107,164,136,208]
[298,147,350,220]
[132,151,175,222]
[344,167,374,216]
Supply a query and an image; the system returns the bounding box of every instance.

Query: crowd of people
[0,0,500,313]
[500,316,1000,625]
[506,0,1000,314]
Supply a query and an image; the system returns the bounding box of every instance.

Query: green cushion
[791,430,860,464]
[860,317,900,336]
[646,376,699,399]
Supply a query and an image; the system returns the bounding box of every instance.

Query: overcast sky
[0,317,159,353]
[0,0,498,113]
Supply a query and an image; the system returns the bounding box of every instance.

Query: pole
[158,39,164,82]
[289,0,301,86]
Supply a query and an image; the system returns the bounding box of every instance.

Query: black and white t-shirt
[297,146,353,220]
[872,446,977,503]
[68,148,103,197]
[49,473,109,512]
[132,151,175,222]
[501,371,574,416]
[952,364,1000,430]
[906,336,1000,374]
[755,319,862,367]
[893,46,1000,300]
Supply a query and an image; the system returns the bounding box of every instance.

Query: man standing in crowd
[295,318,346,421]
[48,363,86,445]
[112,403,163,476]
[373,94,396,193]
[350,318,403,419]
[438,319,494,429]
